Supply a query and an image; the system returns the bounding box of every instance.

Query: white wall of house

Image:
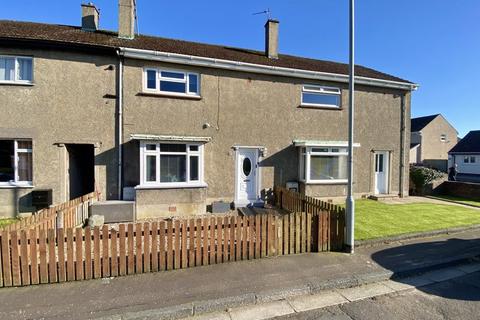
[451,154,480,175]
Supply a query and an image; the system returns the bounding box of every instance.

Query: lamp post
[345,0,355,253]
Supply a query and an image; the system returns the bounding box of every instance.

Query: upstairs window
[0,139,33,186]
[440,134,447,142]
[144,68,200,96]
[0,56,33,84]
[301,85,341,108]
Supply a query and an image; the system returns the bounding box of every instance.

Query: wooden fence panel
[29,229,39,285]
[94,227,101,278]
[20,231,29,285]
[57,229,65,283]
[10,232,20,286]
[0,190,344,288]
[85,227,92,280]
[174,220,180,269]
[102,225,110,278]
[111,227,118,277]
[151,222,158,272]
[75,228,83,281]
[180,221,187,269]
[39,229,48,284]
[143,223,150,273]
[135,223,142,274]
[1,231,11,287]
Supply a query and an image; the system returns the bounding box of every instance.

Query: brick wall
[434,181,480,198]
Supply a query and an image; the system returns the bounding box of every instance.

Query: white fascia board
[130,133,211,143]
[119,47,418,91]
[293,140,361,148]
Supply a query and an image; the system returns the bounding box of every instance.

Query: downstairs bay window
[0,139,33,186]
[299,147,347,183]
[140,142,204,187]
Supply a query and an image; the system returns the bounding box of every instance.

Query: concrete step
[90,201,135,223]
[369,194,399,201]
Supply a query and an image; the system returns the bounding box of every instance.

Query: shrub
[410,165,445,194]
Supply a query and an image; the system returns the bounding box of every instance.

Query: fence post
[56,210,64,230]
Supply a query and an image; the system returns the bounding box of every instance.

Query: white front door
[374,151,389,194]
[235,148,259,206]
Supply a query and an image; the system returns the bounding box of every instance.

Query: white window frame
[440,134,447,142]
[143,68,200,97]
[139,141,205,188]
[0,139,33,187]
[299,146,348,184]
[0,55,34,85]
[300,85,341,108]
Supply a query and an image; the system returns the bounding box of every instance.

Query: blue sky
[3,0,479,136]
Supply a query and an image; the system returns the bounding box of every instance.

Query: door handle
[244,179,250,182]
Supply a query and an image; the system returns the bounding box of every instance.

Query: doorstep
[368,194,399,201]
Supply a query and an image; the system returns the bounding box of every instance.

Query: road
[273,271,480,320]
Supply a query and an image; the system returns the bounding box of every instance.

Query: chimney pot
[118,0,135,39]
[265,19,279,59]
[81,3,100,31]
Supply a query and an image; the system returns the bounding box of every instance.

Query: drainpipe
[116,50,123,200]
[399,94,406,197]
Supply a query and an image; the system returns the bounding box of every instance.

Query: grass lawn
[427,195,480,208]
[355,199,480,241]
[0,218,18,228]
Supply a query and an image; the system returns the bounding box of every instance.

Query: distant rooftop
[449,130,480,154]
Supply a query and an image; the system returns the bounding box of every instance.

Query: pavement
[271,270,480,320]
[0,229,479,320]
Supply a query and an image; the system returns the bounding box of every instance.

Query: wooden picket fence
[0,191,100,233]
[274,186,345,251]
[0,188,345,288]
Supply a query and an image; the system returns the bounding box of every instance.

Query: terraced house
[0,1,417,219]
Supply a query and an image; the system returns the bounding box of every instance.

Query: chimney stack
[118,0,135,39]
[265,19,279,59]
[81,3,100,31]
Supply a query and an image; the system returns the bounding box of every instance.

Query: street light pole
[346,0,355,253]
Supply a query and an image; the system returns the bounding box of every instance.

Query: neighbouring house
[448,130,480,183]
[0,1,417,219]
[410,114,458,171]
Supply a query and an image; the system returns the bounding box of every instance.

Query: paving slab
[288,290,348,312]
[381,280,415,292]
[336,282,394,302]
[229,300,294,320]
[186,311,231,320]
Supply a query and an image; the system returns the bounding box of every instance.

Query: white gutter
[118,47,418,91]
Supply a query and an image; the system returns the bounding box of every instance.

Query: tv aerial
[252,8,272,20]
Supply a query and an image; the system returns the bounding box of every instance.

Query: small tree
[410,165,445,195]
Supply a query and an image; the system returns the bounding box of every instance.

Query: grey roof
[449,130,480,153]
[0,20,413,85]
[411,114,440,132]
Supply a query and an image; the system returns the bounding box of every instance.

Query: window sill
[0,184,34,189]
[299,104,342,110]
[135,182,208,190]
[137,92,202,100]
[0,81,34,87]
[305,180,348,185]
